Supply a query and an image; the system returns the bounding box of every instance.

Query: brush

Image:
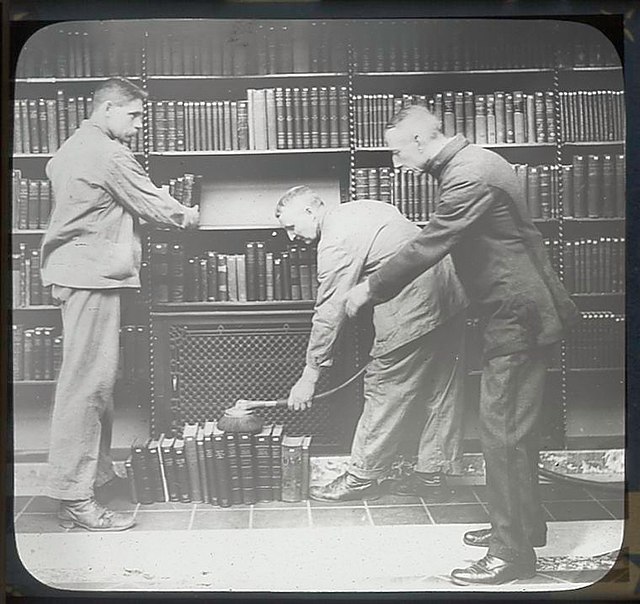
[217,363,370,433]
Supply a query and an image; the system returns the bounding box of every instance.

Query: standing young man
[346,105,578,585]
[276,186,468,502]
[41,77,199,531]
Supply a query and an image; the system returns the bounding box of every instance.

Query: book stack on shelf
[12,243,52,307]
[566,312,624,369]
[147,21,346,77]
[151,242,318,304]
[558,37,621,68]
[12,170,52,230]
[119,325,150,386]
[126,421,312,506]
[16,26,142,79]
[14,92,143,155]
[563,238,625,294]
[149,87,349,152]
[354,90,557,147]
[13,324,62,382]
[352,21,556,72]
[160,172,203,207]
[559,91,625,142]
[564,154,625,218]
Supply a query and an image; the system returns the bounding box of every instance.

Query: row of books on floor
[11,171,52,230]
[12,324,61,382]
[148,87,349,152]
[564,238,625,294]
[354,91,557,147]
[127,423,313,505]
[160,172,203,208]
[353,21,557,71]
[13,94,143,154]
[150,243,318,303]
[566,312,624,369]
[12,245,51,308]
[558,91,625,143]
[566,154,625,218]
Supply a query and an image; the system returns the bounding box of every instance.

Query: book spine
[184,431,204,503]
[125,456,138,504]
[212,430,232,507]
[281,440,303,502]
[271,426,284,501]
[572,155,587,218]
[146,441,166,502]
[256,241,267,301]
[224,432,244,505]
[162,442,181,502]
[237,433,257,505]
[203,431,219,506]
[586,154,602,217]
[131,441,155,505]
[173,440,192,503]
[196,432,210,504]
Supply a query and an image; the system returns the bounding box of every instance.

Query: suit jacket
[368,135,579,359]
[41,120,199,289]
[306,200,468,369]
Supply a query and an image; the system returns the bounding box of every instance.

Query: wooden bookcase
[12,18,625,454]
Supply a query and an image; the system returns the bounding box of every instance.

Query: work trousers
[45,287,121,501]
[348,314,466,479]
[482,346,550,563]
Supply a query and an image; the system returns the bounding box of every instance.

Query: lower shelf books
[12,244,52,307]
[563,237,625,294]
[126,421,313,506]
[12,170,53,230]
[151,241,318,303]
[566,311,624,369]
[13,324,62,381]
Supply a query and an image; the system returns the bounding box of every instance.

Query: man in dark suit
[345,105,578,585]
[41,77,199,531]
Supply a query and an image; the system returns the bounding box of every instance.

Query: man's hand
[185,205,200,229]
[345,280,372,318]
[288,377,316,411]
[288,365,321,411]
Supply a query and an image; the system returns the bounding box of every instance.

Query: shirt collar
[84,118,114,140]
[424,134,469,177]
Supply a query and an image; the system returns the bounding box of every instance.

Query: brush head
[217,407,265,433]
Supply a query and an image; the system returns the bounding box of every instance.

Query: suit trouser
[482,346,550,563]
[348,314,466,480]
[45,288,121,501]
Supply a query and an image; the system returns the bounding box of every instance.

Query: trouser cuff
[347,463,387,481]
[416,459,464,475]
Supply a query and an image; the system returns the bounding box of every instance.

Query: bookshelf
[12,18,625,454]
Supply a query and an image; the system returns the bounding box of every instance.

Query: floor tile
[252,500,306,509]
[367,493,421,506]
[12,496,33,516]
[252,509,309,529]
[138,501,198,511]
[427,503,489,524]
[598,499,625,519]
[309,498,370,508]
[22,496,59,513]
[191,510,251,530]
[543,500,614,522]
[471,485,489,502]
[311,507,371,527]
[539,483,591,502]
[543,569,613,584]
[14,513,70,534]
[441,486,478,504]
[585,487,626,502]
[131,511,191,531]
[369,505,431,526]
[96,495,137,512]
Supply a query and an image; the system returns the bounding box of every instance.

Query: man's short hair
[275,185,324,218]
[92,77,148,111]
[386,104,441,137]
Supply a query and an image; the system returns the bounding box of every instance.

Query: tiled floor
[13,479,624,534]
[10,477,626,592]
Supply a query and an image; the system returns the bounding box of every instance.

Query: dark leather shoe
[451,554,536,585]
[390,472,451,502]
[58,498,135,531]
[309,472,379,502]
[463,527,547,548]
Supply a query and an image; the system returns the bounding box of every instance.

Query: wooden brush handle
[236,398,288,410]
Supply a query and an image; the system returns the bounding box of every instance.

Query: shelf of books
[12,18,625,453]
